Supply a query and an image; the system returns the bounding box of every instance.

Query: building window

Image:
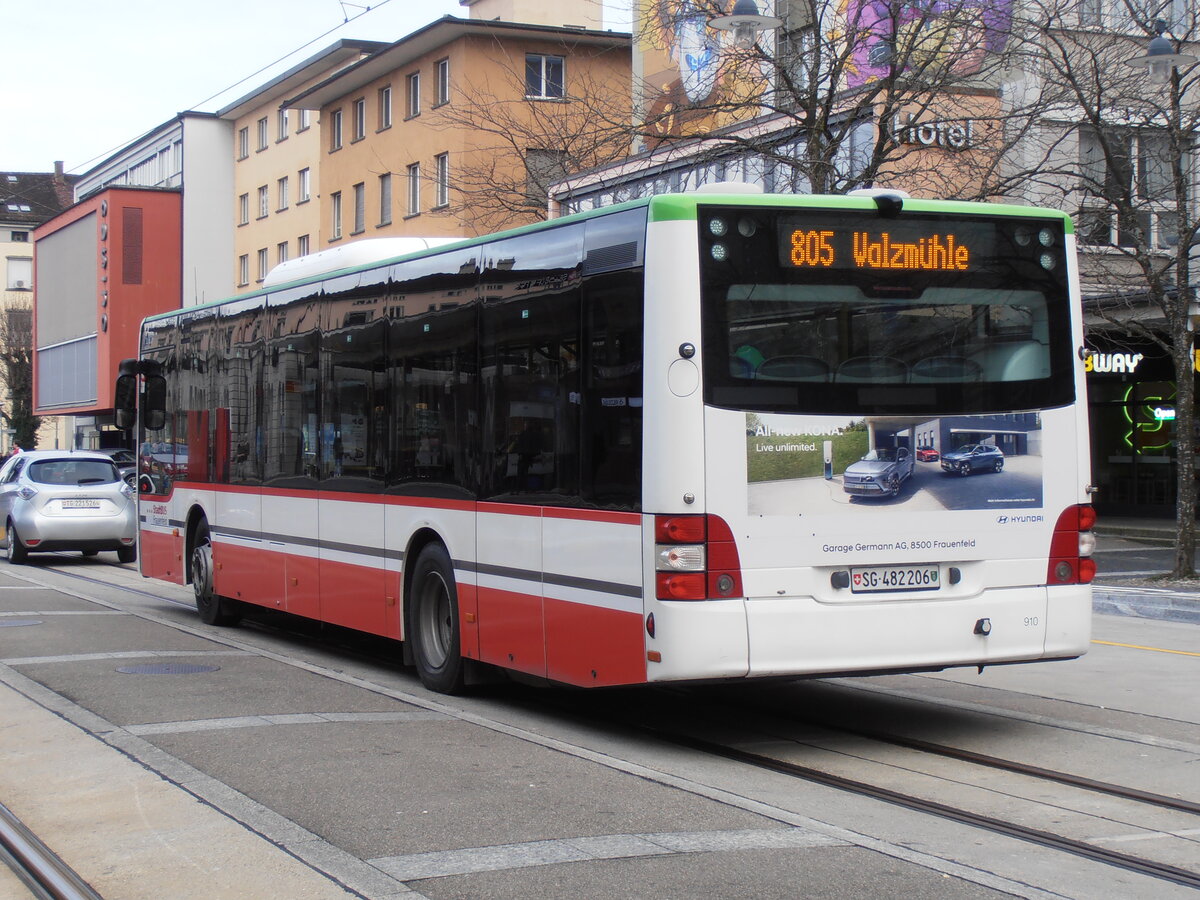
[238,254,249,286]
[237,127,249,160]
[1078,126,1177,247]
[10,231,28,242]
[298,167,311,203]
[330,108,343,151]
[331,191,343,240]
[352,182,365,234]
[257,185,269,219]
[238,193,250,225]
[435,153,449,207]
[525,54,564,99]
[378,85,393,130]
[379,173,393,225]
[435,58,450,105]
[352,97,366,141]
[298,109,312,132]
[407,163,421,215]
[298,234,310,256]
[277,176,289,211]
[257,248,269,281]
[277,241,289,264]
[406,72,420,118]
[6,257,32,290]
[257,117,269,151]
[277,108,289,141]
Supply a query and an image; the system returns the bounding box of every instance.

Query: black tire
[117,545,137,564]
[191,522,240,626]
[958,462,971,477]
[886,475,900,496]
[409,543,464,694]
[993,459,1004,473]
[6,521,27,565]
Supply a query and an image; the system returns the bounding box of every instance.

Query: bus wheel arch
[402,531,465,694]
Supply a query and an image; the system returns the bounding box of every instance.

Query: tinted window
[29,460,120,485]
[700,207,1074,416]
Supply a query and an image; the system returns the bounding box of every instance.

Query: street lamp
[1128,19,1196,84]
[709,0,782,50]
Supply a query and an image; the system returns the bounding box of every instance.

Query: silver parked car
[0,450,137,564]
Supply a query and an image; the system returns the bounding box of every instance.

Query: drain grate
[0,619,42,627]
[116,663,221,675]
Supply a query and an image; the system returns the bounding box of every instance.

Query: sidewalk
[1091,515,1200,624]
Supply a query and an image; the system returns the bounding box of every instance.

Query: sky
[4,0,631,175]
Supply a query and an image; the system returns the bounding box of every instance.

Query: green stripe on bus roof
[647,192,1074,232]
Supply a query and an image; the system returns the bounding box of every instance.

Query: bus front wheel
[192,522,241,627]
[409,543,465,694]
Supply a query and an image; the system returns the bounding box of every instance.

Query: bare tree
[984,1,1199,577]
[427,47,633,233]
[631,0,1020,196]
[0,302,41,450]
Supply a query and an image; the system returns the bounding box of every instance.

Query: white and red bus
[117,187,1095,693]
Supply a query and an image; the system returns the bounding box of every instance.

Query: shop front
[1085,337,1193,517]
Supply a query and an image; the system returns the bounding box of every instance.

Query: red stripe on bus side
[544,597,646,687]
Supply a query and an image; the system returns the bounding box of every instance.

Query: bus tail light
[1047,505,1096,585]
[654,514,743,600]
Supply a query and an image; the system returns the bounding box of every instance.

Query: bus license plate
[850,565,940,593]
[62,499,100,509]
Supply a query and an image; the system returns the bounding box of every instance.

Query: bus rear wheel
[409,543,464,694]
[192,522,240,627]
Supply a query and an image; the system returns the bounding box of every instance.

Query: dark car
[98,448,137,486]
[940,443,1004,475]
[843,447,914,497]
[915,447,939,462]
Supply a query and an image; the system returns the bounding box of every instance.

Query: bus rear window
[700,208,1074,415]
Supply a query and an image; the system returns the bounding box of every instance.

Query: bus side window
[582,271,643,509]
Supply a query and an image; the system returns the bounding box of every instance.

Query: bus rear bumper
[645,585,1092,682]
[743,585,1091,677]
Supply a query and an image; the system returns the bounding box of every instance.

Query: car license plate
[851,565,940,593]
[61,499,100,509]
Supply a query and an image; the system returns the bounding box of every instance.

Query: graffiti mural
[837,0,1013,87]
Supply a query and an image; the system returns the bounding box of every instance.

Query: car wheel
[409,542,465,694]
[6,521,27,565]
[993,459,1004,473]
[117,545,137,564]
[191,522,240,626]
[886,475,900,496]
[958,462,971,476]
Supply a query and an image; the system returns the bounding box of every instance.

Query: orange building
[220,40,386,294]
[285,16,631,242]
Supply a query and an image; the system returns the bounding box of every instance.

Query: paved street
[0,551,1196,899]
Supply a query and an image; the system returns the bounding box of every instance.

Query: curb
[1092,586,1200,625]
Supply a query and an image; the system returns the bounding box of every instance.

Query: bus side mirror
[114,371,138,430]
[143,375,167,430]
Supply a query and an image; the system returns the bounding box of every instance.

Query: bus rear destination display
[780,216,994,272]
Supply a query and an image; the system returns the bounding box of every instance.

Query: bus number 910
[790,229,835,267]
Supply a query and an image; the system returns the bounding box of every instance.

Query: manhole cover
[0,619,42,627]
[116,663,221,675]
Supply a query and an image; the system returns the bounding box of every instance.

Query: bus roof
[144,189,1074,324]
